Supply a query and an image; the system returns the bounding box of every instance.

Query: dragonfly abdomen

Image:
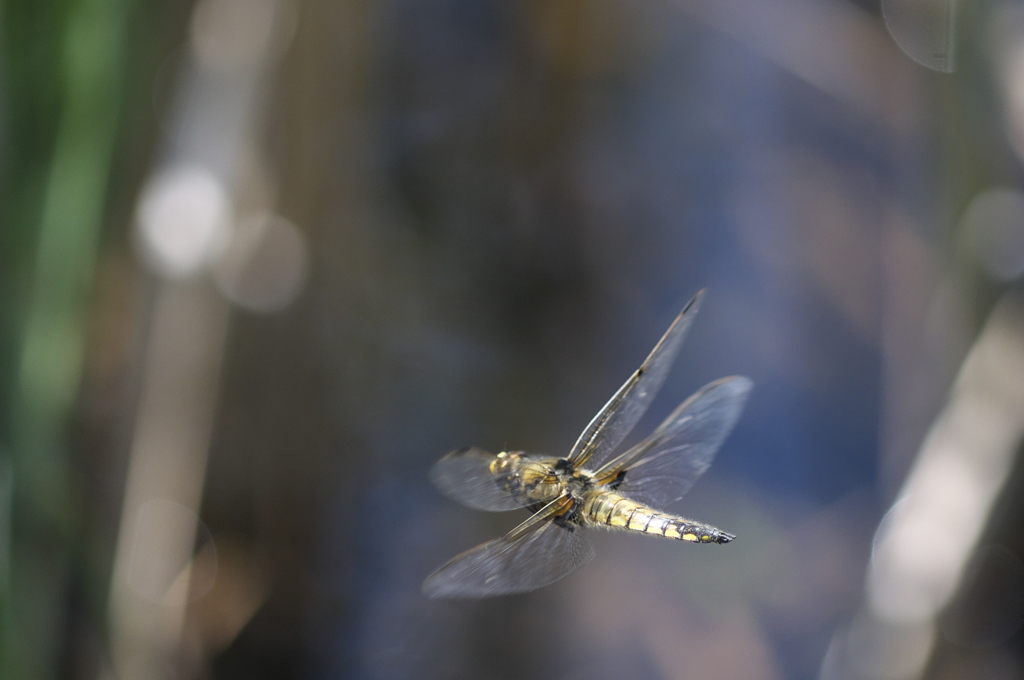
[582,491,734,544]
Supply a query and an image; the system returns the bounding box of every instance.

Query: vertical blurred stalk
[107,1,292,676]
[1,0,130,676]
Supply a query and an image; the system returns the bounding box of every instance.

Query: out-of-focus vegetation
[2,0,133,676]
[1,0,1023,679]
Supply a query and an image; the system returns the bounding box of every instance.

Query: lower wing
[422,496,594,598]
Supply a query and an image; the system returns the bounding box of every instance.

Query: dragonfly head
[490,451,517,476]
[554,458,574,474]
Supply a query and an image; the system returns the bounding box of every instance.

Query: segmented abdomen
[581,491,734,544]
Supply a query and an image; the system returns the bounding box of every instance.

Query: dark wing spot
[608,470,627,490]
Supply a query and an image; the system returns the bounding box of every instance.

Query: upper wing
[429,447,533,512]
[568,291,704,469]
[595,376,752,509]
[422,497,594,598]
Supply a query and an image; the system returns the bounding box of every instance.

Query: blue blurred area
[305,1,893,678]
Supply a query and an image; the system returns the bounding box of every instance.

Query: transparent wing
[422,498,595,599]
[568,291,704,469]
[595,376,752,509]
[429,447,532,512]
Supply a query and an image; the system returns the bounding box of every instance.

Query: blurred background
[2,0,1024,678]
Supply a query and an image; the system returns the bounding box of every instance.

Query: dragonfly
[423,290,752,598]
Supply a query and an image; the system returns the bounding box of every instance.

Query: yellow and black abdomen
[581,491,734,544]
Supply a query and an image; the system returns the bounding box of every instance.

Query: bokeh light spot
[126,500,216,604]
[136,165,232,279]
[882,0,957,72]
[190,0,278,72]
[214,212,308,312]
